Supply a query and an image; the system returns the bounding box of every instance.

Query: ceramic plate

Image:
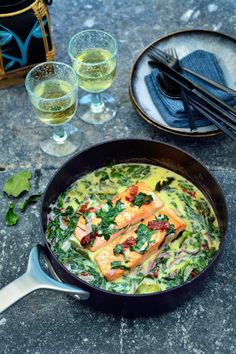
[129,29,236,138]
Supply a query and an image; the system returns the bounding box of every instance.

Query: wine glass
[68,29,118,125]
[25,61,82,157]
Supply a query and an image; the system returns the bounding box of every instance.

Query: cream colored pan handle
[0,244,90,314]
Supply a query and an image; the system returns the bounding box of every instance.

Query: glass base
[78,93,117,125]
[40,124,83,157]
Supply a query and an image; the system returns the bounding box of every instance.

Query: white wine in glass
[25,61,82,157]
[33,79,77,125]
[68,30,118,125]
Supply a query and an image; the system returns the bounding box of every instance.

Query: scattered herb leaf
[3,170,32,197]
[19,193,42,212]
[5,202,19,226]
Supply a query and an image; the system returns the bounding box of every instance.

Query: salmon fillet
[74,182,163,252]
[95,208,186,281]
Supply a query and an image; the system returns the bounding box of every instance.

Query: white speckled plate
[129,29,236,138]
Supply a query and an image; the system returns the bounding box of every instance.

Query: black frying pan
[0,139,228,316]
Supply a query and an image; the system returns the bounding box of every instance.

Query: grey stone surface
[0,0,236,353]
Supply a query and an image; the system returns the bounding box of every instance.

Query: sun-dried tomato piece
[182,188,196,198]
[147,220,170,231]
[80,272,89,276]
[79,203,89,213]
[121,237,137,249]
[80,231,98,247]
[190,271,197,278]
[80,235,91,247]
[63,216,69,225]
[129,185,139,196]
[201,243,209,251]
[143,195,152,204]
[88,207,95,213]
[153,269,159,278]
[125,195,134,203]
[125,185,139,203]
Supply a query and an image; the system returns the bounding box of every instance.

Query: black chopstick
[181,66,236,97]
[150,59,236,120]
[180,87,196,131]
[191,89,236,126]
[156,63,236,127]
[187,93,236,130]
[187,94,236,141]
[148,58,236,139]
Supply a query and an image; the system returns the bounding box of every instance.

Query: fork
[149,47,236,97]
[148,47,236,117]
[147,47,236,140]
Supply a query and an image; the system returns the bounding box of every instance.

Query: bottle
[0,0,55,88]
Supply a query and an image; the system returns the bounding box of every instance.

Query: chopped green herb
[206,247,217,259]
[70,241,90,260]
[106,160,116,168]
[111,261,130,270]
[56,191,66,208]
[132,192,153,207]
[95,199,125,240]
[114,244,123,255]
[3,170,31,197]
[114,244,129,263]
[81,180,92,188]
[130,224,154,254]
[171,201,178,209]
[95,169,109,182]
[155,177,175,192]
[195,199,215,224]
[5,202,19,226]
[178,180,194,192]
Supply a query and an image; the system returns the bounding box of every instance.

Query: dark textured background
[0,0,236,353]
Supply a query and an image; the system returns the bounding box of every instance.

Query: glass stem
[90,93,105,113]
[52,125,68,144]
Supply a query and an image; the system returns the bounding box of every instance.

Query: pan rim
[40,138,228,298]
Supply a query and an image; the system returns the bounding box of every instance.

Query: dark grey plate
[129,29,236,138]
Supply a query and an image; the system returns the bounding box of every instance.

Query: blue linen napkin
[145,49,236,128]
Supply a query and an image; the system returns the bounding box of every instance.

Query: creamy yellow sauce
[46,163,220,294]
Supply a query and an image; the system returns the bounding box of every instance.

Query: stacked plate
[129,29,236,138]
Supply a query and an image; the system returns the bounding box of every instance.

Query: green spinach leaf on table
[19,193,42,212]
[3,170,32,197]
[5,202,19,226]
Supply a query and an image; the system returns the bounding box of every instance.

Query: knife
[149,59,236,124]
[149,60,236,97]
[188,94,236,141]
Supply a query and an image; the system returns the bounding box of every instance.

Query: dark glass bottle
[0,0,54,87]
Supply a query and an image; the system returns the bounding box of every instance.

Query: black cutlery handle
[188,96,236,141]
[180,88,196,131]
[192,89,236,126]
[182,66,236,97]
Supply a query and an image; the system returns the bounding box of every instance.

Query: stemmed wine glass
[25,61,82,157]
[68,29,118,125]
